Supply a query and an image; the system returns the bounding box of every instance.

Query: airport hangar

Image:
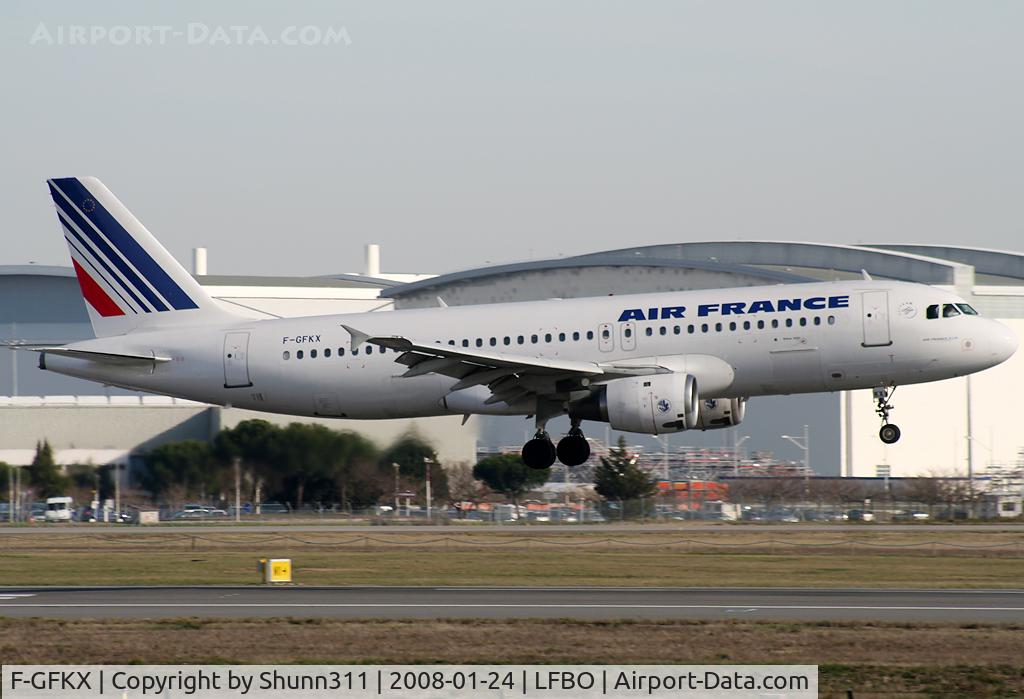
[2,242,1023,481]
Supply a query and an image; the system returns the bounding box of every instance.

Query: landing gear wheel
[556,431,591,467]
[879,423,901,444]
[522,434,556,469]
[873,385,900,444]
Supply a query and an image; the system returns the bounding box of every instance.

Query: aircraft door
[223,331,253,388]
[861,291,892,347]
[598,323,614,352]
[620,321,637,351]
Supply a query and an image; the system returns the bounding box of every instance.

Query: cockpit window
[956,303,979,316]
[926,304,940,320]
[942,303,961,318]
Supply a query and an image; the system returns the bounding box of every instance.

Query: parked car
[847,509,876,522]
[257,502,290,515]
[44,496,74,522]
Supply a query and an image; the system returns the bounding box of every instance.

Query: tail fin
[47,176,234,337]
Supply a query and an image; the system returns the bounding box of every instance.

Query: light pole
[423,457,434,522]
[392,463,400,516]
[782,425,811,495]
[733,435,750,477]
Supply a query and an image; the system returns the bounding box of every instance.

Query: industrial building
[3,241,1023,484]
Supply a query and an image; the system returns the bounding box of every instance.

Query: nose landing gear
[874,385,901,444]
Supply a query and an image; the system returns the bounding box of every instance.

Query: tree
[473,454,548,512]
[26,440,69,498]
[381,432,449,505]
[592,437,657,519]
[140,440,218,501]
[447,462,490,517]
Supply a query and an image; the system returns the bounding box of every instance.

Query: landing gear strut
[874,385,901,444]
[556,421,591,467]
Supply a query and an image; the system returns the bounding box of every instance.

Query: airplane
[27,176,1018,469]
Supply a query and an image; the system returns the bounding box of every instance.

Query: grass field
[0,528,1022,588]
[3,528,1023,697]
[0,617,1021,697]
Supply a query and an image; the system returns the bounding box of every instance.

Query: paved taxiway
[4,523,1023,535]
[0,586,1021,622]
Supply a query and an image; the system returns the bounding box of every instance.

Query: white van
[45,496,74,523]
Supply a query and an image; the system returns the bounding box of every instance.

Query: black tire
[879,424,901,444]
[556,435,591,466]
[522,438,556,469]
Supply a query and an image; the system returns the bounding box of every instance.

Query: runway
[4,522,1024,535]
[0,586,1021,622]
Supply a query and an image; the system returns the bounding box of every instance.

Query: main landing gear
[874,385,901,444]
[521,418,591,469]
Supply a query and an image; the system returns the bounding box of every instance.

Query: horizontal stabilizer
[31,347,172,366]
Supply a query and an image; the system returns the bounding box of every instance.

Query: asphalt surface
[3,522,1024,535]
[0,586,1021,622]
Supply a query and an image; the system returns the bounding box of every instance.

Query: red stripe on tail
[72,259,125,317]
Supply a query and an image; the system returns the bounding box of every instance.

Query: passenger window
[624,327,632,338]
[545,333,552,343]
[282,351,290,360]
[688,325,695,334]
[943,304,961,318]
[489,338,497,346]
[701,323,709,333]
[813,317,821,326]
[957,303,979,315]
[715,323,722,332]
[559,332,566,342]
[503,337,511,346]
[448,340,455,346]
[310,349,317,358]
[799,317,807,327]
[729,322,736,331]
[771,319,779,329]
[572,331,580,341]
[297,350,304,359]
[598,330,607,340]
[587,330,594,340]
[673,325,681,335]
[476,339,483,347]
[462,339,469,347]
[785,318,793,328]
[532,334,539,343]
[743,321,751,330]
[660,326,667,336]
[338,347,345,356]
[365,346,372,355]
[517,335,525,344]
[646,327,653,336]
[324,348,331,358]
[757,320,765,330]
[827,316,836,325]
[926,304,940,320]
[352,348,359,356]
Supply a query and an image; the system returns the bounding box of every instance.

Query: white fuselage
[41,279,1017,426]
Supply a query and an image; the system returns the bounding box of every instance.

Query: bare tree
[447,462,490,518]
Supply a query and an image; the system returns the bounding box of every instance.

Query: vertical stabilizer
[47,176,234,337]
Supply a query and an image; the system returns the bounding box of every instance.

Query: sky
[3,1,1023,278]
[3,2,1022,469]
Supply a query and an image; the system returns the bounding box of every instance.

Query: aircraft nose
[990,323,1018,364]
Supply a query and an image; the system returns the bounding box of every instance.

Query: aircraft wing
[342,325,662,408]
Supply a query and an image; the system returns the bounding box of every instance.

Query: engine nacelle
[694,397,746,430]
[571,373,699,435]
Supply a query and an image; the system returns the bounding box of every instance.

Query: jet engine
[570,373,699,435]
[694,397,746,430]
